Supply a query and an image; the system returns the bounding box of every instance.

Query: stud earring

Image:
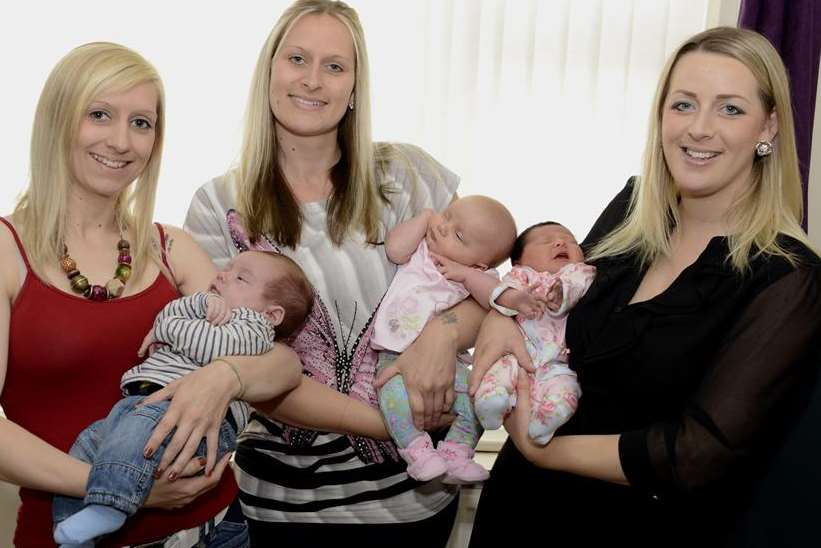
[755,140,773,157]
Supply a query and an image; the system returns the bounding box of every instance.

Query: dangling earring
[755,140,773,157]
[348,94,355,111]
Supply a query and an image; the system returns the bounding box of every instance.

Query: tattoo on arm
[164,236,175,256]
[438,310,458,325]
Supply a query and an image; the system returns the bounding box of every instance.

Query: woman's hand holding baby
[144,453,231,510]
[140,362,237,478]
[470,310,534,396]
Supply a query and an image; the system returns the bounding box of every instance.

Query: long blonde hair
[237,0,387,248]
[590,26,814,271]
[14,42,165,281]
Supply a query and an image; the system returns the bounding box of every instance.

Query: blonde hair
[590,26,815,271]
[14,42,165,281]
[237,0,387,248]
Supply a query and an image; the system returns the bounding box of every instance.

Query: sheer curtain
[1,1,719,235]
[364,0,715,238]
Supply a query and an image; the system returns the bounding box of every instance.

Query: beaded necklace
[60,238,133,301]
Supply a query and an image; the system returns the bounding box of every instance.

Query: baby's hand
[507,289,545,320]
[206,294,231,326]
[138,330,157,357]
[546,278,563,312]
[430,252,473,282]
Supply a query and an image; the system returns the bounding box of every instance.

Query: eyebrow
[669,90,751,102]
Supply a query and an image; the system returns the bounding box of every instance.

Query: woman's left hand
[140,361,238,479]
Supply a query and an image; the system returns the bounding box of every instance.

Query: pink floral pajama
[475,263,595,444]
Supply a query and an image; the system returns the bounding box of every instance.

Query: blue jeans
[53,395,239,533]
[202,499,250,548]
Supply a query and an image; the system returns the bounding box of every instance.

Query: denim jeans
[53,395,237,523]
[201,499,250,548]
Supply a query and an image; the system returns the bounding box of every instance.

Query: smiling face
[661,51,777,207]
[269,13,356,139]
[70,83,158,200]
[425,196,515,269]
[516,224,584,273]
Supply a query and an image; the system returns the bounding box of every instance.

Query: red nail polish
[144,447,154,458]
[168,471,177,481]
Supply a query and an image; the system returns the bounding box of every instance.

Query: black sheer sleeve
[581,177,636,251]
[619,264,821,496]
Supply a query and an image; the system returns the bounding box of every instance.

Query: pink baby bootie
[398,434,448,481]
[437,440,489,484]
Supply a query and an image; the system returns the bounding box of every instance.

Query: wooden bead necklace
[60,238,133,301]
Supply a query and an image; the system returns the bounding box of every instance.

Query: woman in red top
[0,42,301,547]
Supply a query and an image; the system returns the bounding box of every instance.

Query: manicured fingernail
[154,469,162,479]
[168,471,177,481]
[144,448,154,458]
[198,457,207,466]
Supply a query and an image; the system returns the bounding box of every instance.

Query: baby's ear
[265,304,285,327]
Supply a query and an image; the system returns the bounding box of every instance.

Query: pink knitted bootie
[397,434,448,481]
[437,440,490,484]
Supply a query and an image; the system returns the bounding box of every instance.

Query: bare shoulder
[0,216,22,300]
[153,224,204,262]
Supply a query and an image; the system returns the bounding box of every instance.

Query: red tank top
[0,218,238,547]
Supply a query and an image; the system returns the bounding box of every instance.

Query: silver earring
[348,94,355,110]
[755,140,773,157]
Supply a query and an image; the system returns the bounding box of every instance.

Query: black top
[470,180,821,547]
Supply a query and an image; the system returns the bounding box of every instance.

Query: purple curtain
[738,0,821,230]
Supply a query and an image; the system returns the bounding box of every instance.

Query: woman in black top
[468,27,821,547]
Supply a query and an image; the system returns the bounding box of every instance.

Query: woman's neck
[276,126,340,201]
[65,187,121,241]
[676,194,733,240]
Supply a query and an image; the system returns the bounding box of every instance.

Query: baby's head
[425,195,516,269]
[210,251,313,336]
[511,222,584,273]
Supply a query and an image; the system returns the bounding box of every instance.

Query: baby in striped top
[53,251,312,546]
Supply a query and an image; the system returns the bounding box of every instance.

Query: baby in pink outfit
[372,195,516,484]
[475,221,595,444]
